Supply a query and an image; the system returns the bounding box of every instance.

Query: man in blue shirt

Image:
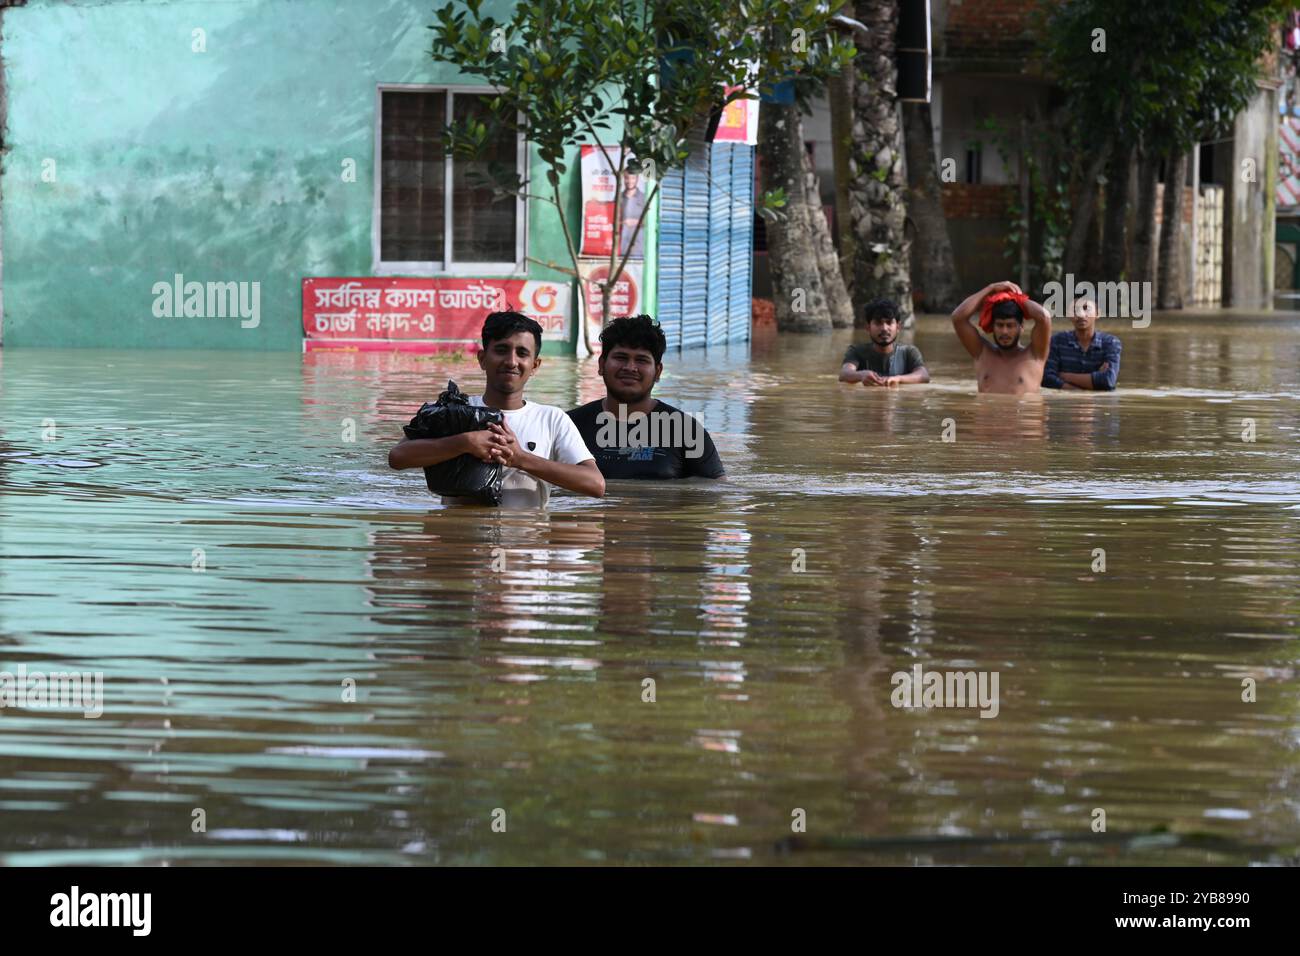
[1042,297,1121,390]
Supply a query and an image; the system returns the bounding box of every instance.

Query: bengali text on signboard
[301,277,570,352]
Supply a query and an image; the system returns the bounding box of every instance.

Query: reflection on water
[1,314,1299,865]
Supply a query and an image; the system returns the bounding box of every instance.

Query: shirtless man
[950,281,1052,395]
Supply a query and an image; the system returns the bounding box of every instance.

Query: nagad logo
[532,284,559,312]
[586,267,637,298]
[584,266,639,322]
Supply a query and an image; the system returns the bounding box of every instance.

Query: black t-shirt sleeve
[841,345,864,368]
[684,426,725,478]
[566,402,601,457]
[905,345,925,372]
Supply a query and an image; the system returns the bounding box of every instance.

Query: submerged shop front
[0,0,753,353]
[300,85,756,355]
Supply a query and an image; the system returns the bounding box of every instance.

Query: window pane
[381,91,445,263]
[451,94,518,263]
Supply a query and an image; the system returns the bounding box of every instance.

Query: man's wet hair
[599,314,667,364]
[482,311,543,354]
[991,299,1024,323]
[863,298,901,324]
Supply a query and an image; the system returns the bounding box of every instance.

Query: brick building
[796,0,1281,311]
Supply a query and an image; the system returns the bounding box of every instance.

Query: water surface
[1,313,1298,865]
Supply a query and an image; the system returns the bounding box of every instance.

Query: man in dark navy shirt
[568,315,725,480]
[1042,297,1122,390]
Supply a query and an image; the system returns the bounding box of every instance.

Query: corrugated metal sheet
[656,164,685,349]
[656,134,753,352]
[707,145,733,345]
[726,145,754,342]
[680,144,711,350]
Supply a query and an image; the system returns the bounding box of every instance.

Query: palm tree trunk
[759,101,832,333]
[848,0,912,325]
[902,100,961,312]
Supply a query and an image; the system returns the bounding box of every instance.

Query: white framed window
[373,85,527,275]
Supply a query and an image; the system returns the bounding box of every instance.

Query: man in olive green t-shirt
[838,298,931,387]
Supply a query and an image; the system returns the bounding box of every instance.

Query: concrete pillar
[1229,83,1280,310]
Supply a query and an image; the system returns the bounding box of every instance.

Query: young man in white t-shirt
[388,312,604,507]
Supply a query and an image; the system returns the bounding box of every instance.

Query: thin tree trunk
[1084,191,1105,280]
[802,140,854,328]
[848,0,912,325]
[759,102,832,333]
[828,61,856,292]
[1158,150,1189,309]
[1064,144,1110,279]
[1122,145,1140,276]
[902,100,961,312]
[1130,145,1160,288]
[1101,143,1133,279]
[1018,116,1030,289]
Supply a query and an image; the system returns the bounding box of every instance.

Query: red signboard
[580,145,648,260]
[580,146,619,258]
[579,261,642,324]
[713,85,759,145]
[578,260,642,350]
[301,277,570,352]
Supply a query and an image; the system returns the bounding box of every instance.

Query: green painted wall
[0,0,638,351]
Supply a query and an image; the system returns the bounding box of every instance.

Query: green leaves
[1042,0,1287,152]
[756,186,788,223]
[426,0,854,315]
[427,0,853,192]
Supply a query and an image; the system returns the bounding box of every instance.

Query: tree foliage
[1041,0,1285,154]
[1030,0,1285,289]
[428,0,854,348]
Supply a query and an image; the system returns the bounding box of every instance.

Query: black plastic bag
[402,381,504,504]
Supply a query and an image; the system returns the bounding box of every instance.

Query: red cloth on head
[979,291,1029,332]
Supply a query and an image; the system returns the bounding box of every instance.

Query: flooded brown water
[1,312,1298,865]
